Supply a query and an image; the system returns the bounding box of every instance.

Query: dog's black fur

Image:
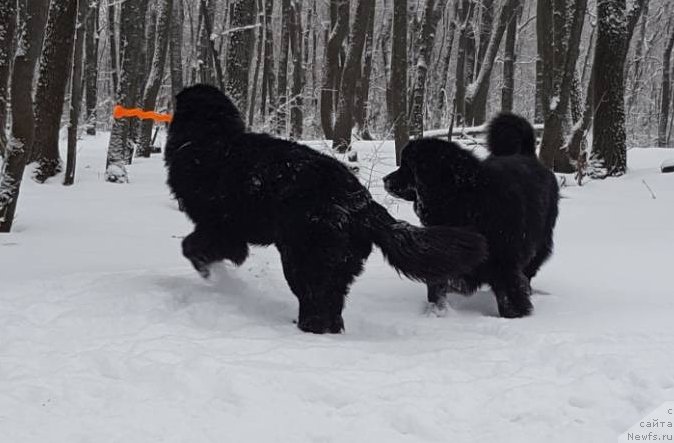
[164,84,487,333]
[383,112,559,318]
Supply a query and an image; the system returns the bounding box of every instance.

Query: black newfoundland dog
[164,84,487,334]
[383,113,559,318]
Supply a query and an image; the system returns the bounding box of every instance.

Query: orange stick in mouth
[113,105,172,123]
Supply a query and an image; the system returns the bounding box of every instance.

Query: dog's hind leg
[490,270,533,318]
[182,225,249,278]
[277,234,369,334]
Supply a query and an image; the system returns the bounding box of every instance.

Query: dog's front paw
[297,315,345,334]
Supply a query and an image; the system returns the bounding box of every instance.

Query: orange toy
[113,105,172,123]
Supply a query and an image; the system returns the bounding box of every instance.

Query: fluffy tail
[363,202,487,282]
[486,112,537,156]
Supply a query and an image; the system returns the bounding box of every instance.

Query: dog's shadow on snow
[153,264,296,329]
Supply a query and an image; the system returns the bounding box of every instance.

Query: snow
[550,95,560,111]
[1,133,674,442]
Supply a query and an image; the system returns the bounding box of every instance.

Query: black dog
[383,113,559,318]
[164,84,486,333]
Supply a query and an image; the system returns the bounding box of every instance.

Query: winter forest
[1,0,673,221]
[1,0,674,441]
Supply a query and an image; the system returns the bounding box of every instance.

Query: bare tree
[476,0,495,77]
[105,0,149,183]
[436,4,458,120]
[0,0,49,232]
[65,0,89,186]
[138,0,172,158]
[169,0,184,109]
[108,0,119,95]
[321,0,349,139]
[289,0,305,139]
[354,3,376,138]
[501,0,521,112]
[84,0,100,136]
[226,0,256,112]
[465,0,518,126]
[0,0,16,157]
[32,0,80,182]
[409,0,447,138]
[453,0,476,126]
[626,0,650,115]
[390,0,408,163]
[198,0,224,89]
[333,0,376,151]
[261,0,276,118]
[537,0,588,172]
[658,18,674,147]
[196,0,216,86]
[275,0,291,134]
[249,0,264,127]
[591,0,648,177]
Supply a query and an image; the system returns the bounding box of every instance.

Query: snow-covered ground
[1,134,673,442]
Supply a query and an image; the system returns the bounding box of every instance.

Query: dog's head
[384,138,480,204]
[166,85,246,164]
[172,84,246,136]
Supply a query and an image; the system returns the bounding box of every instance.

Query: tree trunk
[0,0,16,157]
[0,0,49,232]
[226,0,256,112]
[275,0,291,135]
[537,0,587,172]
[626,0,649,116]
[32,0,80,182]
[475,0,494,77]
[409,0,447,138]
[565,67,595,164]
[138,0,172,158]
[145,4,158,80]
[105,0,149,183]
[289,0,304,139]
[248,0,264,127]
[591,0,647,177]
[125,0,150,164]
[437,4,457,117]
[534,57,544,124]
[84,0,100,136]
[65,0,88,186]
[453,0,474,126]
[390,0,408,164]
[501,0,520,112]
[333,0,375,152]
[354,1,375,138]
[261,0,275,118]
[381,8,392,121]
[199,0,224,90]
[197,0,216,85]
[465,0,518,126]
[109,1,119,95]
[320,0,349,139]
[658,23,674,147]
[169,0,184,110]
